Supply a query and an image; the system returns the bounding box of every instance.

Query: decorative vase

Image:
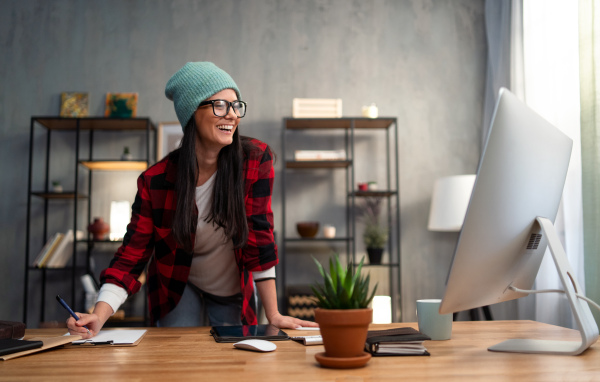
[314,308,373,368]
[88,217,110,241]
[367,248,383,265]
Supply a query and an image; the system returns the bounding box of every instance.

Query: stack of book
[365,327,430,356]
[32,230,74,268]
[294,150,346,161]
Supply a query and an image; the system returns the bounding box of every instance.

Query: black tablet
[210,324,289,343]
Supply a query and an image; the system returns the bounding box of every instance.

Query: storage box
[292,98,342,118]
[0,321,26,339]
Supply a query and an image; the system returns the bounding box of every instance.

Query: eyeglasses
[198,99,247,118]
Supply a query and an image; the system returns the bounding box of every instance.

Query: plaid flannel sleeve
[100,173,155,295]
[242,141,278,272]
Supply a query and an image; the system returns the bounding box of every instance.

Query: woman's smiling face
[193,88,240,152]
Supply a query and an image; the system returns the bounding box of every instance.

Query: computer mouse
[233,339,277,352]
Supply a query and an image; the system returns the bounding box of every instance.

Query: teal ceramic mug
[416,299,452,340]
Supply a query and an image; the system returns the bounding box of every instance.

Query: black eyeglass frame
[198,99,247,118]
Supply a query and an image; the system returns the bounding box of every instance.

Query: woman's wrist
[266,310,282,324]
[93,301,114,327]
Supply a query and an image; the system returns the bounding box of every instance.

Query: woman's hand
[66,312,103,339]
[66,301,113,339]
[267,312,319,329]
[255,279,319,329]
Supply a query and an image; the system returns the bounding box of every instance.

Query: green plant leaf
[310,253,376,309]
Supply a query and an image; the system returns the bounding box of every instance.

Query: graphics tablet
[210,324,289,343]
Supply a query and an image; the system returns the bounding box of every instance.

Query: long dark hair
[171,117,250,252]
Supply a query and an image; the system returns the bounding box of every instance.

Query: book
[33,233,64,268]
[294,150,346,161]
[45,230,74,268]
[290,335,323,345]
[365,327,430,356]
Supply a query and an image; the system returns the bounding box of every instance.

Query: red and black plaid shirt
[100,138,278,325]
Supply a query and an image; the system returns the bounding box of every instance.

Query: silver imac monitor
[439,88,598,355]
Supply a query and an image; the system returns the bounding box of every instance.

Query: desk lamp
[427,175,476,232]
[427,175,491,320]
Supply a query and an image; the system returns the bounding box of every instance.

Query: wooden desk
[1,321,599,381]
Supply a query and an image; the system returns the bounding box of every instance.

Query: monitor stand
[488,217,599,355]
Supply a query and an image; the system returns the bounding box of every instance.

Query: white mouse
[233,339,277,352]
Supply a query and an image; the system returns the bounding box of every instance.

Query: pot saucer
[315,352,371,369]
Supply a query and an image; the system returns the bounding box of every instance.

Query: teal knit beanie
[165,62,241,129]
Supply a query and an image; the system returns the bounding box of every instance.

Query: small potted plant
[121,146,133,160]
[51,180,63,193]
[311,254,377,368]
[359,197,388,264]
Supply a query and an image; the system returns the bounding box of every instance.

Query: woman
[67,62,317,338]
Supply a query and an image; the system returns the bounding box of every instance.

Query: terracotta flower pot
[314,308,373,357]
[88,217,110,241]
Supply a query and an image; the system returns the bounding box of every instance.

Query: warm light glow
[110,201,130,241]
[372,295,392,324]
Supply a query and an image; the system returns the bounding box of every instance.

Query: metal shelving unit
[280,117,401,321]
[24,117,155,326]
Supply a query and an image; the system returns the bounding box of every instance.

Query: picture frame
[105,92,138,118]
[157,122,183,160]
[60,92,89,117]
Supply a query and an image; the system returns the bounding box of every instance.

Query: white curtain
[518,0,584,329]
[484,0,584,328]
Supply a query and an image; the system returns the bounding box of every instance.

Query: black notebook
[365,327,431,356]
[210,324,289,343]
[0,339,44,357]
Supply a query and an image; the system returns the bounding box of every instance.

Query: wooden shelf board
[27,265,86,270]
[284,117,396,130]
[284,237,352,242]
[106,316,145,323]
[33,117,155,131]
[75,239,123,244]
[353,190,397,197]
[80,160,148,171]
[31,192,88,199]
[286,160,351,169]
[359,263,400,267]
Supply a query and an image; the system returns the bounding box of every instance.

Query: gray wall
[0,0,494,326]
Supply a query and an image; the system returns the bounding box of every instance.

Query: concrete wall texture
[0,0,495,326]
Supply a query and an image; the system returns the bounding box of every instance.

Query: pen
[56,295,92,336]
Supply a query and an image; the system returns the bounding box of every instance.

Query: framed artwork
[60,92,89,117]
[157,122,183,160]
[105,92,138,118]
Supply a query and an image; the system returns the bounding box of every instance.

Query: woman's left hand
[267,312,319,329]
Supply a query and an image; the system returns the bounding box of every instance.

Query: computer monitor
[439,88,599,355]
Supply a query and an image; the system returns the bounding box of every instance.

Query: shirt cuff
[252,266,276,281]
[97,283,128,315]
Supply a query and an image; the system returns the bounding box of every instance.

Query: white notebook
[68,329,147,346]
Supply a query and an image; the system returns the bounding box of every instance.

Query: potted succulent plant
[121,146,133,160]
[311,254,377,368]
[359,197,388,264]
[51,180,63,193]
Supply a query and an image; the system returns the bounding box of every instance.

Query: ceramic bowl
[297,222,319,238]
